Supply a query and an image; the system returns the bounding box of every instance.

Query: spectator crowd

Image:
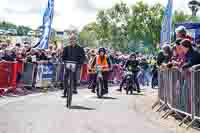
[157,26,200,70]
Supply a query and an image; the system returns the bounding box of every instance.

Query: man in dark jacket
[62,29,85,96]
[181,39,200,69]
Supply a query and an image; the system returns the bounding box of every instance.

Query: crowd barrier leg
[156,104,168,112]
[152,101,160,109]
[152,70,162,110]
[186,119,196,129]
[179,116,190,126]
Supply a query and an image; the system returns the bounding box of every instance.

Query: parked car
[0,29,6,35]
[27,31,35,36]
[5,29,17,36]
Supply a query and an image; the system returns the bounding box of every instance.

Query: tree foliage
[0,21,32,36]
[80,1,198,53]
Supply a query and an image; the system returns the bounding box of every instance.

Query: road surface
[0,87,174,133]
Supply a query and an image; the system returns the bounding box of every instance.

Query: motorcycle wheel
[96,78,104,98]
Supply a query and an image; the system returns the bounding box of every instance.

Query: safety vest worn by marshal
[96,55,109,71]
[88,55,109,74]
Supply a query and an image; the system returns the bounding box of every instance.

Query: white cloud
[0,0,195,30]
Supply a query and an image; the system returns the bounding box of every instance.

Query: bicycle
[124,71,137,95]
[96,65,109,98]
[63,61,77,108]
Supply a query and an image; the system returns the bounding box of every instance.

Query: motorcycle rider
[90,47,111,94]
[62,28,86,97]
[118,53,141,93]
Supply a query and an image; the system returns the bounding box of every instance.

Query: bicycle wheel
[66,71,73,108]
[96,77,104,98]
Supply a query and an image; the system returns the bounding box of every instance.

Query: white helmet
[175,25,186,35]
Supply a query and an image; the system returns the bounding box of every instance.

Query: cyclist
[117,53,141,93]
[90,47,111,94]
[62,28,86,97]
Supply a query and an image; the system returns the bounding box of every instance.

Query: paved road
[0,88,174,133]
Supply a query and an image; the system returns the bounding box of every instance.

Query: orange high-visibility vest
[96,55,109,69]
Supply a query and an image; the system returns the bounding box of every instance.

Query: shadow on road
[70,105,95,110]
[130,93,145,96]
[101,96,118,100]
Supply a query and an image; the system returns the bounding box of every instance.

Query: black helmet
[98,47,106,54]
[130,53,136,58]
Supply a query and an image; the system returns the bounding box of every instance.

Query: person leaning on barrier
[175,25,192,41]
[157,44,172,68]
[181,39,200,70]
[167,40,186,68]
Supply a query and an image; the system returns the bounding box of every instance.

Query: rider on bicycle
[118,53,141,93]
[89,47,111,94]
[62,27,86,97]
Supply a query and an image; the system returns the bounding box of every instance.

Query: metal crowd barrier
[0,62,124,96]
[0,61,24,94]
[154,65,200,129]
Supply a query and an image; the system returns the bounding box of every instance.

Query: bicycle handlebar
[63,61,78,64]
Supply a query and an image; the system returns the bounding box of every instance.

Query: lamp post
[188,0,200,16]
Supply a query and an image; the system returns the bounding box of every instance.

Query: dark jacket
[109,55,120,64]
[183,48,200,69]
[62,45,85,65]
[140,60,149,70]
[125,60,140,72]
[2,54,15,61]
[157,51,171,66]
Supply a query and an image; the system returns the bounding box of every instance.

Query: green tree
[80,1,200,53]
[17,26,31,36]
[79,22,100,47]
[0,21,17,30]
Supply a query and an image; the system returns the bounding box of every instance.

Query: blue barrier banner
[37,64,53,81]
[175,23,200,43]
[160,0,173,47]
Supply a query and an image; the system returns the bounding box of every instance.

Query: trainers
[91,89,96,93]
[61,95,67,98]
[117,89,122,92]
[73,90,78,94]
[104,89,108,94]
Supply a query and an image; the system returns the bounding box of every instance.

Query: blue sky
[0,0,193,30]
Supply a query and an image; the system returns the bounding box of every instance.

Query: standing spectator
[2,48,16,61]
[0,50,4,61]
[196,39,200,52]
[140,58,150,86]
[151,64,158,88]
[88,49,97,91]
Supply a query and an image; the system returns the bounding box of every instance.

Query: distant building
[56,31,64,38]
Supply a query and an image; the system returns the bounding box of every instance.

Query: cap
[162,43,171,49]
[175,25,186,35]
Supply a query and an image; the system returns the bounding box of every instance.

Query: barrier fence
[0,61,123,96]
[155,65,200,128]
